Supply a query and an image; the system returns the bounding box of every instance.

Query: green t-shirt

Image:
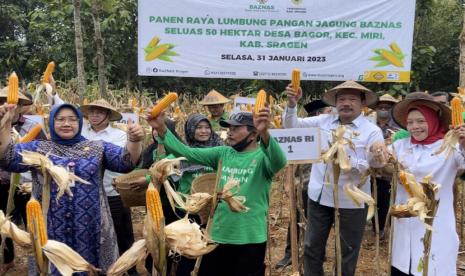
[161,129,287,244]
[208,111,229,132]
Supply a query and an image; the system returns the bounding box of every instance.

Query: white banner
[138,0,416,83]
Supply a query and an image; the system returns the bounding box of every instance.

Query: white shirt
[283,107,384,208]
[81,123,127,196]
[388,138,465,276]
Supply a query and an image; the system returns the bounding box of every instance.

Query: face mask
[232,132,253,152]
[377,110,391,119]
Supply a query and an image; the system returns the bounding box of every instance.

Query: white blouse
[391,138,465,276]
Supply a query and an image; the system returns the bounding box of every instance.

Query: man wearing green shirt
[199,89,230,132]
[148,108,287,276]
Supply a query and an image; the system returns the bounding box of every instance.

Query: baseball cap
[219,112,255,128]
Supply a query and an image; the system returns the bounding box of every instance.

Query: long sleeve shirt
[81,123,127,197]
[161,129,287,244]
[389,139,465,276]
[283,106,384,208]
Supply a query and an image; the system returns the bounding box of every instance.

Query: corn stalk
[332,161,342,276]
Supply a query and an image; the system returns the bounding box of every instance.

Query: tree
[72,0,86,102]
[90,0,107,98]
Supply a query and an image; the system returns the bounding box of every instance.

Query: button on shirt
[283,107,384,208]
[81,123,127,196]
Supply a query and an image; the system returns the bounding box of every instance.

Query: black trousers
[107,195,135,255]
[0,184,30,264]
[199,242,267,276]
[371,177,391,233]
[304,199,367,276]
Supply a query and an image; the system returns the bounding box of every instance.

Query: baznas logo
[291,0,303,5]
[257,0,268,3]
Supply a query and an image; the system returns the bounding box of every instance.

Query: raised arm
[147,112,221,169]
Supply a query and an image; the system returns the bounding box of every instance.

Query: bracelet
[145,174,152,184]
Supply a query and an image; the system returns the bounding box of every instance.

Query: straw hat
[191,173,217,224]
[80,99,122,121]
[377,93,399,104]
[199,89,230,105]
[113,169,149,208]
[0,87,33,105]
[369,93,399,108]
[323,81,377,107]
[391,92,451,130]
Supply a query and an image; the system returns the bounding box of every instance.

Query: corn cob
[19,124,42,143]
[379,50,404,67]
[254,89,267,114]
[451,97,463,128]
[399,170,414,197]
[389,43,403,55]
[7,72,19,105]
[145,44,170,61]
[150,92,178,117]
[42,61,55,84]
[146,183,164,231]
[291,68,301,96]
[26,198,48,246]
[148,36,160,48]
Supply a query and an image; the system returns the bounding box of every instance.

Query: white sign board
[269,128,321,162]
[119,113,139,124]
[138,0,415,83]
[233,97,255,113]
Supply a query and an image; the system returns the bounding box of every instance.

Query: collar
[406,138,442,150]
[331,113,363,128]
[87,123,112,134]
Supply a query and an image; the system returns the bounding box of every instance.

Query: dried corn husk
[164,216,217,259]
[321,125,355,172]
[107,239,147,276]
[20,151,90,200]
[220,178,249,213]
[434,130,459,158]
[0,210,31,247]
[18,182,32,194]
[42,239,100,276]
[390,173,440,230]
[148,157,185,185]
[343,184,375,220]
[183,193,213,213]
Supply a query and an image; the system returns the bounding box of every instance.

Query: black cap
[219,112,255,128]
[304,100,329,114]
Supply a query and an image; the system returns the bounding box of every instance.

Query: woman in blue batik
[0,103,144,274]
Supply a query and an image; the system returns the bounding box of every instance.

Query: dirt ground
[4,178,465,276]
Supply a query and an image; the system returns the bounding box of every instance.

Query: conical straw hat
[323,81,377,107]
[199,89,230,105]
[80,99,123,121]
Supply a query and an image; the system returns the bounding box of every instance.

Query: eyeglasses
[55,116,79,125]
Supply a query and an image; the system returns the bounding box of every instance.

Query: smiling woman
[0,103,144,275]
